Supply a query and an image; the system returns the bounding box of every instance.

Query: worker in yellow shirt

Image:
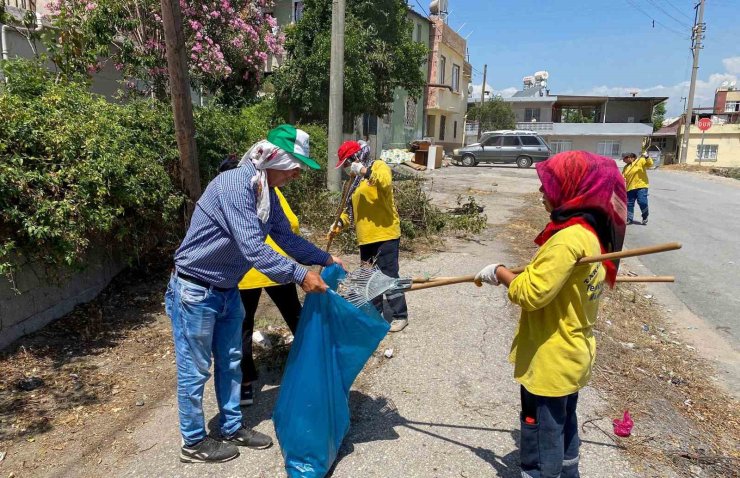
[329,140,408,332]
[621,152,653,225]
[475,151,627,478]
[217,158,303,407]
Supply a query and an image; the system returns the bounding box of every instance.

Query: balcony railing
[3,0,37,11]
[516,122,554,133]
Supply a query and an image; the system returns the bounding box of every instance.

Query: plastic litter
[613,410,634,437]
[384,348,394,358]
[252,330,273,349]
[273,265,390,477]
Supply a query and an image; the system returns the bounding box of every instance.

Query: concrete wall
[545,135,645,160]
[0,248,125,351]
[426,111,466,152]
[681,123,740,167]
[605,100,653,124]
[511,103,554,123]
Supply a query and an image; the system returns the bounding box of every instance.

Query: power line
[624,0,689,38]
[413,0,429,18]
[662,0,693,21]
[646,0,692,28]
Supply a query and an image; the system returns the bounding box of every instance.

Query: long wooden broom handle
[412,275,675,285]
[508,242,682,274]
[325,178,354,253]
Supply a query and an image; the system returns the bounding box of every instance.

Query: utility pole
[678,0,706,164]
[477,64,487,140]
[327,0,346,192]
[160,0,201,215]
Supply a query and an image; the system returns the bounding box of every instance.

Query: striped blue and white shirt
[174,162,330,288]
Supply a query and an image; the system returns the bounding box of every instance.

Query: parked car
[452,130,551,168]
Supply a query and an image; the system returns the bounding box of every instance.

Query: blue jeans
[520,386,580,478]
[164,274,244,445]
[627,188,649,223]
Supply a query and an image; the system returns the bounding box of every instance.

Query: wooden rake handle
[325,178,353,253]
[409,275,674,291]
[508,242,682,274]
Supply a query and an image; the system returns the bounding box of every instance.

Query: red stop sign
[698,117,712,131]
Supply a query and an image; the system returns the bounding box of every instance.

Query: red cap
[336,141,361,168]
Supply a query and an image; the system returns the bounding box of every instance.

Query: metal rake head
[337,265,412,308]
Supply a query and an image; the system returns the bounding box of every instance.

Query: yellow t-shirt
[238,188,300,290]
[507,224,605,397]
[622,156,654,191]
[340,161,401,246]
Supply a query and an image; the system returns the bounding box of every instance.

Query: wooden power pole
[160,0,202,214]
[327,0,346,193]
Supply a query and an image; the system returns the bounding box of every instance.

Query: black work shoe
[223,427,273,449]
[180,436,239,463]
[240,383,254,406]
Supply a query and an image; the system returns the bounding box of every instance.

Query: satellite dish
[468,84,474,95]
[731,81,737,88]
[721,80,730,87]
[534,71,550,80]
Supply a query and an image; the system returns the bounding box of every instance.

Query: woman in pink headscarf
[475,151,627,478]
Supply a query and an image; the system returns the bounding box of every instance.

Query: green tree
[467,98,515,132]
[652,102,666,131]
[561,108,594,123]
[271,0,428,122]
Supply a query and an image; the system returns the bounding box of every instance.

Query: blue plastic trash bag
[273,264,390,477]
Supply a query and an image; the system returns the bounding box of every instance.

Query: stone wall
[0,249,125,350]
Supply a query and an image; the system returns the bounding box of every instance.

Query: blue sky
[410,0,740,117]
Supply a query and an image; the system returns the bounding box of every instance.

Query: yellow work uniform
[238,188,299,290]
[622,156,654,191]
[507,224,605,397]
[340,161,401,246]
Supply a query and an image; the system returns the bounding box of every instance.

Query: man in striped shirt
[165,125,342,464]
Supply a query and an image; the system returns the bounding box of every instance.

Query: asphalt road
[623,170,740,350]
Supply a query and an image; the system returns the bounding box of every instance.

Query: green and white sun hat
[267,124,321,170]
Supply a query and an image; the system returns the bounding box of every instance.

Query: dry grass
[503,195,740,477]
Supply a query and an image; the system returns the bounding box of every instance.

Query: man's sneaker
[240,383,254,406]
[642,218,648,225]
[389,318,408,333]
[180,436,239,464]
[223,427,273,449]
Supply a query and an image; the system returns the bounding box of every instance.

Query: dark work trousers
[520,385,581,478]
[359,238,408,320]
[239,284,301,384]
[626,188,649,222]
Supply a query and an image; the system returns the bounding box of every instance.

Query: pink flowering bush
[43,0,283,103]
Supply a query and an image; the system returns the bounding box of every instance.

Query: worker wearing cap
[166,125,343,464]
[621,151,653,225]
[329,140,408,332]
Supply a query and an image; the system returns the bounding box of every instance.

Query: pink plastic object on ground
[612,410,634,437]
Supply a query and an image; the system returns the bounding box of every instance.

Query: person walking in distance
[621,152,653,225]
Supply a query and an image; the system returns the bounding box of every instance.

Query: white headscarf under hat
[239,140,304,223]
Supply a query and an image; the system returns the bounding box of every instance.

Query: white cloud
[722,56,740,75]
[469,83,517,102]
[564,57,740,116]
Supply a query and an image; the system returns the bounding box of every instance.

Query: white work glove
[475,263,502,286]
[327,219,343,238]
[350,161,364,176]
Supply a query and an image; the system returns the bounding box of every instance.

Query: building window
[439,55,446,84]
[452,64,460,92]
[549,140,572,153]
[404,97,417,128]
[292,1,304,22]
[525,108,541,122]
[415,23,422,43]
[453,121,458,139]
[439,116,446,141]
[362,114,378,137]
[697,144,718,161]
[597,140,621,157]
[725,101,740,113]
[426,115,436,138]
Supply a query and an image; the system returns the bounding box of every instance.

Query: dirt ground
[0,169,738,477]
